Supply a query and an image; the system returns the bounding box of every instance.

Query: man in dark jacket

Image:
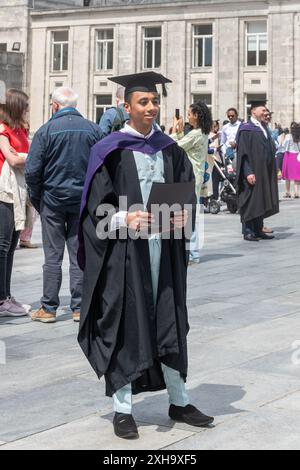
[236,101,279,242]
[25,87,102,323]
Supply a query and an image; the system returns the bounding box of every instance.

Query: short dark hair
[227,108,238,116]
[125,92,133,104]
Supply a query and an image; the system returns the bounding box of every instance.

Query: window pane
[53,43,61,71]
[154,40,161,68]
[259,36,267,52]
[247,36,257,52]
[194,24,212,36]
[145,27,161,38]
[145,40,153,68]
[107,41,114,69]
[62,43,68,70]
[194,38,203,67]
[53,31,68,42]
[96,107,104,123]
[259,36,267,66]
[0,43,7,52]
[204,37,212,66]
[96,95,112,105]
[247,36,257,66]
[259,50,267,66]
[247,21,267,34]
[193,94,212,106]
[98,29,114,40]
[95,95,112,123]
[247,93,267,104]
[247,51,257,66]
[97,42,105,70]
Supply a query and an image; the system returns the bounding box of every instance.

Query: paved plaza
[0,198,300,450]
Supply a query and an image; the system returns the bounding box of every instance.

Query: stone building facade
[0,1,84,92]
[0,52,24,92]
[24,0,300,130]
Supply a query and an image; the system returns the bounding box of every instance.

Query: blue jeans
[0,202,20,301]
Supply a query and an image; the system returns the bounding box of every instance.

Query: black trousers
[242,217,264,237]
[0,202,20,300]
[212,165,223,200]
[276,152,284,172]
[40,203,83,313]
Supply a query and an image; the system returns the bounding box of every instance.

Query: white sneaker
[10,297,32,314]
[0,299,28,317]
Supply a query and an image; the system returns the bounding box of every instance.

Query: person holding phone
[171,101,213,263]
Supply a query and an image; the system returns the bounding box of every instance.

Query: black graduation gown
[236,129,279,223]
[78,144,196,397]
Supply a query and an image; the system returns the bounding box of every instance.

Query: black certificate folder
[147,182,196,212]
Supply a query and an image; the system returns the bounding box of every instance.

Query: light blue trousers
[113,363,190,414]
[113,238,190,414]
[189,229,200,260]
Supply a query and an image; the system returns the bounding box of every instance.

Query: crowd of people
[0,72,298,439]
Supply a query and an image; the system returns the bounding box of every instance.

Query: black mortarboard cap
[108,72,172,99]
[250,100,267,110]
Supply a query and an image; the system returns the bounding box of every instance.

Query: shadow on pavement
[100,382,246,434]
[200,254,244,264]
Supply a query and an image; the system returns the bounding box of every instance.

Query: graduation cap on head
[108,71,172,100]
[250,100,267,110]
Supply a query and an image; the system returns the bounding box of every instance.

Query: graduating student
[236,101,279,241]
[78,72,214,439]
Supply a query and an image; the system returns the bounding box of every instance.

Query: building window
[0,43,7,52]
[193,25,213,68]
[51,31,69,72]
[95,94,112,123]
[96,29,114,71]
[193,93,212,110]
[246,21,267,67]
[246,93,267,120]
[143,27,162,69]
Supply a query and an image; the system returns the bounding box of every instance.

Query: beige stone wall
[28,0,300,131]
[29,28,47,131]
[269,12,296,126]
[0,1,30,90]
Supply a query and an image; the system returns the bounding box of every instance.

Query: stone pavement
[0,198,300,450]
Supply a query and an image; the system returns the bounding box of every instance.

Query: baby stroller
[208,152,238,215]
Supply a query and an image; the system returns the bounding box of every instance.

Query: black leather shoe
[113,413,139,439]
[244,234,260,242]
[169,404,214,427]
[256,232,275,240]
